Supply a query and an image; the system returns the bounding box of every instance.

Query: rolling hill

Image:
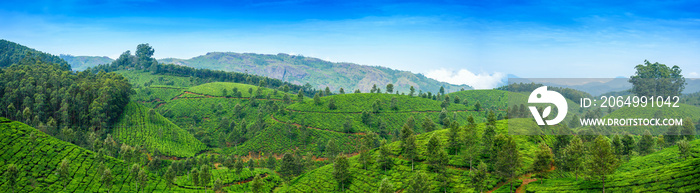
[0,39,70,70]
[158,52,472,94]
[0,117,192,192]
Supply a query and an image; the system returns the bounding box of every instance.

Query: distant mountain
[59,54,114,71]
[0,39,70,70]
[159,52,472,93]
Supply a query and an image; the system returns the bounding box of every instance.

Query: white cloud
[689,72,699,78]
[425,68,505,89]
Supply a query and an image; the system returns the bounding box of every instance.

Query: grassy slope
[284,119,554,193]
[525,139,700,192]
[113,102,208,157]
[0,117,195,192]
[277,93,503,134]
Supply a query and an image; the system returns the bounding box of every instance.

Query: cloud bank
[425,68,505,89]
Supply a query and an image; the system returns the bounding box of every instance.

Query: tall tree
[333,155,350,191]
[138,169,149,191]
[136,43,155,69]
[681,119,696,141]
[587,135,618,193]
[377,140,392,172]
[532,143,553,181]
[191,168,200,187]
[621,135,636,160]
[164,166,176,190]
[664,126,681,146]
[638,130,656,155]
[378,178,394,193]
[462,123,480,172]
[313,93,321,105]
[251,174,264,193]
[494,134,520,193]
[326,139,339,162]
[328,97,337,110]
[471,161,489,193]
[58,158,71,185]
[235,158,244,174]
[102,168,113,193]
[406,171,429,193]
[629,60,685,97]
[678,138,690,160]
[447,122,461,155]
[422,117,436,133]
[297,89,304,103]
[5,164,18,193]
[404,134,417,170]
[280,152,296,178]
[266,155,277,170]
[200,165,212,192]
[563,136,585,180]
[247,158,255,171]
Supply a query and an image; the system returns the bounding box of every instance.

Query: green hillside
[0,39,70,70]
[284,119,555,192]
[0,117,193,192]
[159,52,471,93]
[525,139,700,192]
[59,54,114,71]
[113,102,208,157]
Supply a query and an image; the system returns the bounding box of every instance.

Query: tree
[587,135,618,193]
[214,178,223,192]
[409,86,415,96]
[378,178,394,193]
[58,158,71,185]
[532,143,553,182]
[247,158,255,171]
[339,87,345,94]
[611,135,623,158]
[474,101,481,111]
[406,171,429,193]
[638,130,656,155]
[235,158,244,174]
[678,138,690,160]
[266,155,277,169]
[314,93,321,105]
[426,134,448,173]
[377,140,392,172]
[462,123,480,172]
[328,97,337,110]
[386,84,394,93]
[343,116,353,133]
[472,161,488,193]
[251,174,264,193]
[371,84,378,93]
[681,119,696,141]
[404,134,417,170]
[422,117,436,133]
[390,97,398,110]
[447,122,461,155]
[664,126,681,147]
[563,136,585,180]
[200,165,212,191]
[138,169,149,191]
[494,134,520,193]
[191,168,200,187]
[280,153,295,177]
[102,168,113,193]
[297,89,304,103]
[5,164,18,193]
[487,110,496,126]
[621,135,636,160]
[333,155,350,191]
[136,43,155,69]
[131,164,141,188]
[326,139,339,162]
[629,60,685,97]
[164,166,176,190]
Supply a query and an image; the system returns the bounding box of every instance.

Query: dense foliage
[0,61,131,146]
[0,39,70,70]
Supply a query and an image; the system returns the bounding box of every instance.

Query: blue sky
[1,0,699,88]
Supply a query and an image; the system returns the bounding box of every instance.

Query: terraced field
[113,102,208,157]
[0,117,195,192]
[525,139,700,192]
[285,119,555,192]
